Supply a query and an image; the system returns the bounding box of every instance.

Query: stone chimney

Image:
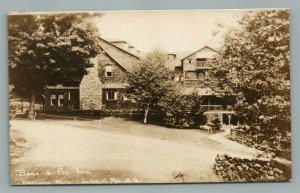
[128,46,135,54]
[79,60,102,110]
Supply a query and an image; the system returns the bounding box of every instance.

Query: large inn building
[44,38,235,124]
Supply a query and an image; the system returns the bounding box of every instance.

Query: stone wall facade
[79,66,102,110]
[97,52,128,84]
[213,154,292,182]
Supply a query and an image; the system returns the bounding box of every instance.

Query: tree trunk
[144,105,150,124]
[28,92,36,119]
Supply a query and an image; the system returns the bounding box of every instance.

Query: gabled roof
[98,37,140,72]
[181,46,218,61]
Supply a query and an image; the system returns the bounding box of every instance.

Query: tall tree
[210,9,290,157]
[126,50,174,124]
[9,13,101,117]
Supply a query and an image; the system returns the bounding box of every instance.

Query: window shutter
[114,91,118,100]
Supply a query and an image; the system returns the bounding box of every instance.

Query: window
[196,58,207,67]
[50,95,57,106]
[58,94,64,106]
[106,90,118,100]
[105,65,112,77]
[188,59,192,64]
[123,94,129,101]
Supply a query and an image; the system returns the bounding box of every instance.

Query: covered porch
[203,110,235,130]
[44,84,80,110]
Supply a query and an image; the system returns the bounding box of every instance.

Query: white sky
[93,10,248,53]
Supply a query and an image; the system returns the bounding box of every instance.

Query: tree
[126,50,174,124]
[210,10,290,158]
[9,13,101,117]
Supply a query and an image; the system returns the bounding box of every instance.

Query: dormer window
[105,65,112,77]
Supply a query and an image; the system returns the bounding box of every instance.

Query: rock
[268,170,274,175]
[249,168,259,176]
[242,164,249,170]
[273,168,283,174]
[254,163,262,168]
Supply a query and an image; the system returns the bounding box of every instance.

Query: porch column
[228,114,232,129]
[220,113,223,124]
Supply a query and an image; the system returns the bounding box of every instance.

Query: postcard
[9,9,291,185]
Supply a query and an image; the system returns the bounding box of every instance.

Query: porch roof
[204,110,235,115]
[181,87,213,96]
[102,83,129,89]
[45,84,79,90]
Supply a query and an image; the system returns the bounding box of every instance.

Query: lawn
[10,117,260,185]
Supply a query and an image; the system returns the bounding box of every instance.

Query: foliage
[159,85,207,128]
[211,9,290,159]
[9,13,101,115]
[126,50,174,123]
[210,117,221,130]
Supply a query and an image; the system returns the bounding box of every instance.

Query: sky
[93,10,248,53]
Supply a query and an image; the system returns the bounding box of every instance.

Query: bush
[159,88,208,129]
[229,124,291,160]
[211,117,221,130]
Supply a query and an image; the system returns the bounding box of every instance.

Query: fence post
[98,119,101,128]
[73,117,77,126]
[198,129,200,143]
[241,130,244,144]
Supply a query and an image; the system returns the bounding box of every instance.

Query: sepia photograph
[8,9,291,185]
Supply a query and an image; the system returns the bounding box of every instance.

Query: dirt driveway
[10,118,260,185]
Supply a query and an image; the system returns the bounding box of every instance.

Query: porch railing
[183,79,201,87]
[200,105,223,111]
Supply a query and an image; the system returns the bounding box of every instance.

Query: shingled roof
[98,38,140,72]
